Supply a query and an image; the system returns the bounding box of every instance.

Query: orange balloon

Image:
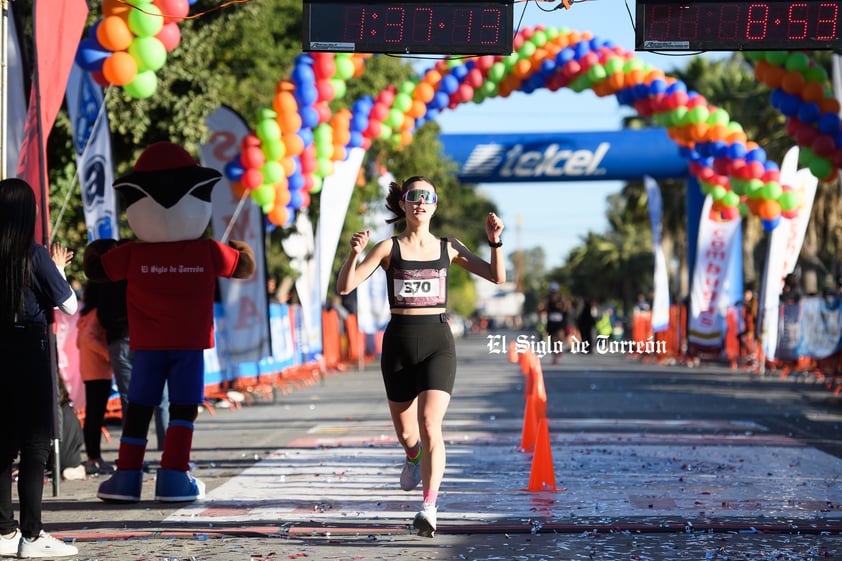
[726,130,748,145]
[801,81,826,103]
[414,82,435,103]
[423,69,442,88]
[280,156,296,177]
[689,123,710,142]
[513,59,532,79]
[332,146,347,161]
[763,65,785,89]
[102,0,131,18]
[401,115,414,131]
[102,52,138,86]
[606,72,625,91]
[567,31,581,44]
[267,204,289,226]
[408,99,427,119]
[644,69,665,84]
[282,133,304,157]
[591,82,610,97]
[625,68,645,88]
[275,79,295,93]
[753,60,770,83]
[706,123,729,142]
[230,182,246,198]
[819,97,841,114]
[757,199,781,220]
[97,15,133,52]
[745,141,759,151]
[400,130,413,146]
[780,70,805,95]
[278,112,302,135]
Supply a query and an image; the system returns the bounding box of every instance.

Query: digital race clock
[635,0,842,51]
[302,0,514,55]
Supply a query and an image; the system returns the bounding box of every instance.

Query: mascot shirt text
[102,238,239,350]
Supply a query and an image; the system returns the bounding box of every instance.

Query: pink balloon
[153,0,189,23]
[155,22,181,52]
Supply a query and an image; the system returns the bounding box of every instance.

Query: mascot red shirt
[85,141,255,504]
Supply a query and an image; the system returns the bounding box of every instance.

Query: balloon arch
[76,3,842,231]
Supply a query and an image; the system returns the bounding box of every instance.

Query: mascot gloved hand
[84,141,255,503]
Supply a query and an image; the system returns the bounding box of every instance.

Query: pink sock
[423,489,438,506]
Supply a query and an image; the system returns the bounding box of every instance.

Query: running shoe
[413,503,437,538]
[0,529,21,557]
[399,459,421,491]
[17,531,78,558]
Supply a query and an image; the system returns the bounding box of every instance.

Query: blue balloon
[666,81,687,95]
[728,142,747,160]
[778,92,802,117]
[712,141,729,159]
[439,74,459,94]
[574,41,590,60]
[817,112,841,135]
[350,112,368,132]
[614,89,632,106]
[540,59,556,77]
[632,83,649,100]
[75,38,111,72]
[557,47,575,65]
[291,63,315,87]
[294,84,318,107]
[224,157,244,182]
[764,160,780,172]
[796,101,820,124]
[88,20,101,40]
[588,38,602,51]
[348,130,364,147]
[299,106,319,129]
[288,171,305,191]
[451,65,468,80]
[298,127,314,147]
[264,216,276,233]
[289,190,304,209]
[762,216,781,232]
[649,78,667,95]
[745,147,766,162]
[432,91,450,109]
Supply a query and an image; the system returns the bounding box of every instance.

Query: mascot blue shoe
[96,469,144,503]
[155,468,206,502]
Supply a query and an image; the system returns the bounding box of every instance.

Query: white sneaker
[413,503,437,538]
[62,465,86,481]
[17,531,78,558]
[399,459,421,491]
[0,529,21,557]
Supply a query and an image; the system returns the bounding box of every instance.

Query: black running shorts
[380,314,457,402]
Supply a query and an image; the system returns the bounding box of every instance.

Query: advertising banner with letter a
[202,106,270,374]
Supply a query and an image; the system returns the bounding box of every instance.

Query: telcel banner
[439,129,688,183]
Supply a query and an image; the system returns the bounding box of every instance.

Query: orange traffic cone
[527,417,557,491]
[508,339,517,363]
[520,394,538,452]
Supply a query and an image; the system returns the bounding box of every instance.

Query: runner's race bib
[393,268,447,307]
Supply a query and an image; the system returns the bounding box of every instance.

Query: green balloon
[710,185,727,201]
[672,106,689,127]
[765,51,789,65]
[314,124,332,143]
[745,178,765,198]
[128,36,167,72]
[378,124,392,140]
[688,105,710,125]
[334,55,355,80]
[587,64,607,83]
[784,52,810,73]
[809,156,832,180]
[261,161,285,184]
[604,57,624,74]
[256,118,282,142]
[309,175,323,194]
[762,181,783,201]
[624,58,644,72]
[798,146,816,167]
[488,62,506,83]
[778,191,799,211]
[393,92,412,112]
[804,65,828,83]
[472,89,486,104]
[531,30,548,47]
[124,70,157,99]
[315,137,333,159]
[316,157,333,177]
[262,138,285,161]
[544,27,559,40]
[128,4,163,38]
[518,41,536,60]
[387,108,404,129]
[250,183,275,209]
[699,181,713,196]
[481,81,498,97]
[723,191,740,208]
[503,53,519,69]
[729,178,747,196]
[707,108,730,126]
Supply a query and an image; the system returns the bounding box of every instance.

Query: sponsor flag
[4,4,27,179]
[643,175,670,332]
[201,106,270,372]
[16,0,89,244]
[65,63,117,241]
[758,147,818,360]
[356,171,394,335]
[687,195,741,347]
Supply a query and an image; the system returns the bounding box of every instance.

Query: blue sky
[412,0,714,270]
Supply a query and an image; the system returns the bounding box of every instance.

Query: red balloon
[241,168,263,190]
[746,161,766,179]
[832,150,842,168]
[370,102,389,122]
[465,68,484,89]
[315,101,332,124]
[315,80,334,102]
[241,133,261,149]
[812,134,836,158]
[376,87,396,106]
[794,124,819,147]
[313,56,336,80]
[241,146,265,169]
[762,169,781,183]
[476,55,495,72]
[456,83,473,103]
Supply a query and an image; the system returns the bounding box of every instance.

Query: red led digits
[480,8,501,45]
[451,8,474,45]
[637,0,842,51]
[411,7,433,43]
[383,7,405,43]
[746,3,769,40]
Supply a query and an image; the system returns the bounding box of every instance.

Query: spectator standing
[77,282,115,475]
[0,178,80,558]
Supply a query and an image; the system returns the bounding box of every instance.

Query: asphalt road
[34,328,842,560]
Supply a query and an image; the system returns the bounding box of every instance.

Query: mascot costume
[84,141,255,502]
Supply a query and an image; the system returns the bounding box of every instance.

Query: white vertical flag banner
[355,171,394,335]
[201,106,270,368]
[688,195,741,347]
[759,146,818,361]
[643,175,670,332]
[4,4,26,180]
[65,63,117,241]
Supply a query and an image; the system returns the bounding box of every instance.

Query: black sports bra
[385,237,450,309]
